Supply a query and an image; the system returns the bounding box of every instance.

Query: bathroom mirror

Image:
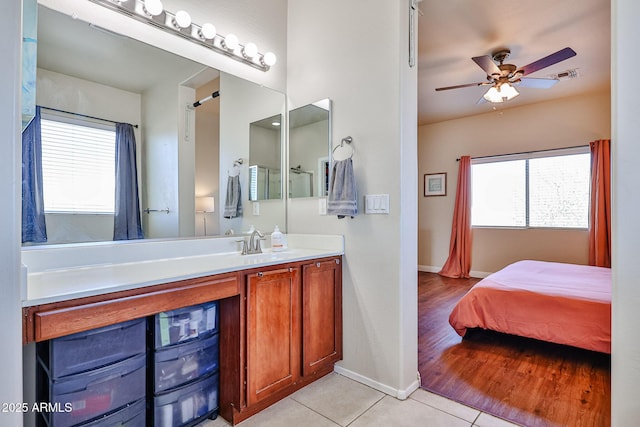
[288,99,331,198]
[249,115,283,201]
[28,5,286,244]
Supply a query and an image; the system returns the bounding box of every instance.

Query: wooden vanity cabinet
[302,258,343,376]
[226,256,342,424]
[246,266,301,406]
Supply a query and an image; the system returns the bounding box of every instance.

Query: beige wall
[287,0,418,397]
[195,78,220,236]
[418,89,611,274]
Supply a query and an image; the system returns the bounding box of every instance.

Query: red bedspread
[448,260,611,353]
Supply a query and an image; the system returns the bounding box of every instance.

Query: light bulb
[262,52,277,67]
[223,34,239,50]
[243,42,258,58]
[199,23,216,40]
[483,83,519,103]
[173,10,191,29]
[143,0,163,16]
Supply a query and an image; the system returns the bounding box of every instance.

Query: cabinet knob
[316,262,321,268]
[335,259,340,265]
[257,272,263,277]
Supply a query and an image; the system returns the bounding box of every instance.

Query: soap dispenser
[271,225,285,252]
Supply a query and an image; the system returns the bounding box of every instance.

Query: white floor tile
[236,398,339,427]
[349,395,472,427]
[290,373,384,426]
[197,414,232,426]
[410,388,481,423]
[474,412,523,427]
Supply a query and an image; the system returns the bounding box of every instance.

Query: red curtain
[589,139,611,267]
[439,156,472,278]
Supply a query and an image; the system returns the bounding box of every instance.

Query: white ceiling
[40,2,610,125]
[417,0,611,125]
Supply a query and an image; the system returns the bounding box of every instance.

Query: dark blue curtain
[22,106,47,243]
[113,123,144,240]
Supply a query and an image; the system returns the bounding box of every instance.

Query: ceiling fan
[435,47,577,104]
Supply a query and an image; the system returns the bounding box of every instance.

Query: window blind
[40,117,116,213]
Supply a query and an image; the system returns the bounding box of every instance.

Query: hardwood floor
[418,272,610,427]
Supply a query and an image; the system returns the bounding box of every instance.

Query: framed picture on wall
[424,173,446,197]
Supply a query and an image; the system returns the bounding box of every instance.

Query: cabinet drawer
[154,333,219,393]
[37,318,146,379]
[153,372,218,427]
[38,353,146,427]
[154,301,218,349]
[76,398,145,427]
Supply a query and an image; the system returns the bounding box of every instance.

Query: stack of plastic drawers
[152,301,219,427]
[36,318,147,427]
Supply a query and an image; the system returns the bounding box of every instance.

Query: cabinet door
[246,267,301,406]
[302,258,342,376]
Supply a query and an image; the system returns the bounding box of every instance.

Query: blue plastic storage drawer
[40,353,146,427]
[154,333,219,393]
[154,301,218,348]
[77,398,145,427]
[37,318,146,378]
[153,372,218,427]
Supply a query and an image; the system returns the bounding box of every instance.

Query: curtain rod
[456,144,589,161]
[192,91,220,108]
[40,106,139,129]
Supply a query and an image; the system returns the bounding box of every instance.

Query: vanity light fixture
[221,33,240,51]
[89,0,277,71]
[172,10,191,30]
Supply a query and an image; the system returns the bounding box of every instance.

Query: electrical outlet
[252,202,260,215]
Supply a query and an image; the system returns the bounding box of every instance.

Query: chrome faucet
[248,229,265,254]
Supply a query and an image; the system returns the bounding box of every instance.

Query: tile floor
[200,373,521,427]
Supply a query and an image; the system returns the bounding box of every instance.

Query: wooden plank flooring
[418,272,610,427]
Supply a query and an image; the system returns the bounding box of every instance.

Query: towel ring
[332,136,354,160]
[228,158,243,176]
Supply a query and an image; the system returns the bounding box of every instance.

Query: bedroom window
[471,147,590,229]
[40,114,116,214]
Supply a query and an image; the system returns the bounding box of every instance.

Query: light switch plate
[364,194,389,214]
[318,198,327,215]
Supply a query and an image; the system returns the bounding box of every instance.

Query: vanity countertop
[21,234,344,307]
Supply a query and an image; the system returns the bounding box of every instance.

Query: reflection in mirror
[29,5,286,245]
[288,99,331,198]
[249,115,282,201]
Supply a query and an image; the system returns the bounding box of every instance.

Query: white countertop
[21,234,344,307]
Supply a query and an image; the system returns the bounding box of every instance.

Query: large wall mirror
[288,99,331,198]
[27,4,286,245]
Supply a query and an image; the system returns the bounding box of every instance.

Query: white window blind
[471,147,590,229]
[40,116,116,213]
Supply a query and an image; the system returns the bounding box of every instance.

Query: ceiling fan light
[500,83,520,100]
[483,83,519,103]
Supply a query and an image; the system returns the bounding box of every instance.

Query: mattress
[448,260,611,353]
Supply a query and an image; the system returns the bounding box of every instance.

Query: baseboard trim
[333,365,420,400]
[417,265,440,273]
[417,265,492,279]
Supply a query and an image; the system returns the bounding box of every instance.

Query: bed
[448,260,611,354]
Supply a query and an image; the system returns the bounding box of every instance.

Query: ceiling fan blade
[514,77,559,89]
[435,82,490,91]
[472,55,501,77]
[518,47,576,76]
